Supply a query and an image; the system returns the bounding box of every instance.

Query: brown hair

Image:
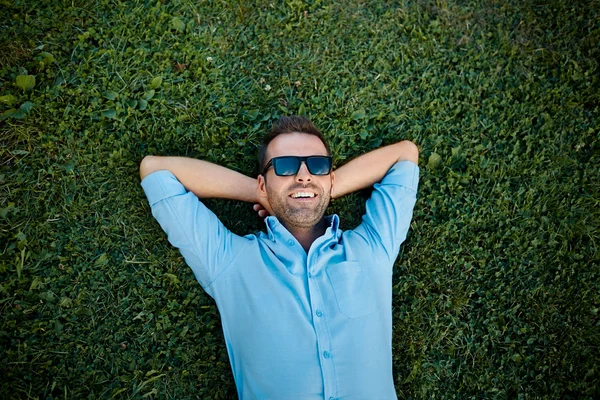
[258,116,331,173]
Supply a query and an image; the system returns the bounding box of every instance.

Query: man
[139,116,419,399]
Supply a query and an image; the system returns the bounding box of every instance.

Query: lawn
[1,0,599,398]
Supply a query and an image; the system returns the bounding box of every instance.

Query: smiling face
[258,132,335,229]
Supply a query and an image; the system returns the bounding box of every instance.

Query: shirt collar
[265,214,340,242]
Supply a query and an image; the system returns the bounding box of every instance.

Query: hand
[253,193,273,219]
[253,203,270,219]
[254,181,273,219]
[252,203,272,218]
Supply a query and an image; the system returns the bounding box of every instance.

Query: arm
[331,140,419,200]
[140,156,262,204]
[140,163,251,289]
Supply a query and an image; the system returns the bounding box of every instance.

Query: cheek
[319,178,333,193]
[265,179,289,198]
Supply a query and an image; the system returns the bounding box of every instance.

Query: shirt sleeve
[141,170,247,289]
[353,160,420,264]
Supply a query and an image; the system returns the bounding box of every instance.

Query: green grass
[1,0,599,398]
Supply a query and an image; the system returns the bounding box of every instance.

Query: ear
[257,174,268,198]
[329,170,335,196]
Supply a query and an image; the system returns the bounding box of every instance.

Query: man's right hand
[253,203,270,219]
[253,191,273,219]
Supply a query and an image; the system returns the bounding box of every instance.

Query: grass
[1,0,599,398]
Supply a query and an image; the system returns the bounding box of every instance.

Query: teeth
[291,192,315,198]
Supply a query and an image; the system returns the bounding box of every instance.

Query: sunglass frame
[263,155,333,176]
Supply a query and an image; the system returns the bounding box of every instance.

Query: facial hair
[267,182,330,229]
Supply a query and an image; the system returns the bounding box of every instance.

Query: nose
[295,161,312,182]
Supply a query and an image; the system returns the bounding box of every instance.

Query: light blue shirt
[141,160,419,400]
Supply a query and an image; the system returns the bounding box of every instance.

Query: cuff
[141,170,187,207]
[384,160,420,192]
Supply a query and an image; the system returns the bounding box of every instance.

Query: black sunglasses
[262,155,333,176]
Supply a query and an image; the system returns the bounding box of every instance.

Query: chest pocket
[326,261,376,318]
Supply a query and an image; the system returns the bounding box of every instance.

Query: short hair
[258,116,331,173]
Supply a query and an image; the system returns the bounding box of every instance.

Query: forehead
[266,132,328,159]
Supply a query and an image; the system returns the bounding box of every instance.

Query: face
[258,132,334,229]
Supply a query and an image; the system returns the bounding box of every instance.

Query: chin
[269,194,329,229]
[283,211,326,229]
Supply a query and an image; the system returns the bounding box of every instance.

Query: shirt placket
[307,241,338,400]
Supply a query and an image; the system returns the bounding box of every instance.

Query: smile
[290,192,317,199]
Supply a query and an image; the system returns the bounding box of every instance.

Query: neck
[283,218,327,253]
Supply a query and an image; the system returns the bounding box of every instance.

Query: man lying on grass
[139,116,419,399]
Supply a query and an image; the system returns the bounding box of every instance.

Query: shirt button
[316,310,323,317]
[308,272,312,278]
[323,351,331,359]
[287,239,295,246]
[329,397,335,400]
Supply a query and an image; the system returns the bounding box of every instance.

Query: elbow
[140,155,158,180]
[398,140,419,165]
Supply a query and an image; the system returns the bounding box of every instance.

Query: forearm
[140,156,259,203]
[331,140,419,199]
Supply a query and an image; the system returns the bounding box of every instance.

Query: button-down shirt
[141,160,420,399]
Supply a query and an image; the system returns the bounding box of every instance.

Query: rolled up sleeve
[354,160,420,264]
[141,170,246,290]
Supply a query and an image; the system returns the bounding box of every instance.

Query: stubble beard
[267,185,330,229]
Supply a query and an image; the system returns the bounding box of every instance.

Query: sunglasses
[262,155,333,176]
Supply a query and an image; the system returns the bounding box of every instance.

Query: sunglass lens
[274,157,300,176]
[307,157,331,175]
